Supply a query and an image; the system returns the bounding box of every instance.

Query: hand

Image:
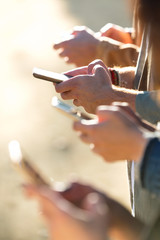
[73,104,148,162]
[63,59,108,77]
[23,182,108,240]
[55,60,113,114]
[23,181,144,240]
[53,26,100,67]
[112,102,156,132]
[100,23,133,44]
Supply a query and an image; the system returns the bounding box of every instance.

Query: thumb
[83,193,108,216]
[83,193,108,236]
[94,64,112,86]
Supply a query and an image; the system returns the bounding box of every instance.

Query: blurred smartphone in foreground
[51,97,91,121]
[8,140,49,186]
[33,67,71,84]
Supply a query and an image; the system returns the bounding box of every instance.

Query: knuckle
[72,78,82,88]
[93,59,103,65]
[61,92,68,100]
[105,23,114,30]
[60,93,65,100]
[79,26,87,32]
[55,84,61,93]
[74,92,80,99]
[73,99,80,106]
[95,59,104,65]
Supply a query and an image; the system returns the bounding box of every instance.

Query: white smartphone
[51,97,91,121]
[8,140,49,186]
[33,67,71,84]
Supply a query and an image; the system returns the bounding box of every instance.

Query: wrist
[111,86,138,111]
[117,67,136,89]
[108,68,120,86]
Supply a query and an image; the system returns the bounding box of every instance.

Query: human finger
[77,132,93,144]
[23,184,54,199]
[55,77,79,93]
[53,38,73,50]
[61,182,95,205]
[23,184,38,198]
[112,102,142,124]
[63,66,88,77]
[112,102,155,131]
[88,59,108,75]
[99,23,114,35]
[72,26,86,35]
[59,49,70,58]
[61,91,77,100]
[64,57,72,64]
[23,184,59,218]
[112,102,137,118]
[73,99,81,107]
[73,119,97,134]
[96,105,119,122]
[83,192,108,216]
[93,64,112,86]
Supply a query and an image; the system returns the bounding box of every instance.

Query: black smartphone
[51,97,91,121]
[8,140,49,186]
[33,67,71,84]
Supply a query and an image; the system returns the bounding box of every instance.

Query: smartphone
[33,67,71,84]
[8,140,49,186]
[51,97,91,121]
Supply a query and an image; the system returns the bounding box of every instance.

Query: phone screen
[51,97,91,120]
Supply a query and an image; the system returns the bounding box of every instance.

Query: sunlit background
[0,0,132,239]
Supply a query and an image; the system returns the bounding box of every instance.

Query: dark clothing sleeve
[136,91,160,125]
[140,138,160,197]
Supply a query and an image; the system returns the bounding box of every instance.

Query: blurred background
[0,0,132,239]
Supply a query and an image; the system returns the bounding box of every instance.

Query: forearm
[111,86,140,111]
[116,67,136,89]
[97,37,139,67]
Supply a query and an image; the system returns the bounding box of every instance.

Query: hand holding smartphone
[51,97,91,121]
[33,67,71,84]
[8,140,49,186]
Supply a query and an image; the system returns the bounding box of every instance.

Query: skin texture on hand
[99,23,133,44]
[53,24,134,67]
[23,182,108,240]
[23,181,144,240]
[55,60,113,114]
[55,59,139,114]
[53,26,100,67]
[73,104,148,162]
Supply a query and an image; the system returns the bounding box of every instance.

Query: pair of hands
[53,24,133,67]
[24,181,143,240]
